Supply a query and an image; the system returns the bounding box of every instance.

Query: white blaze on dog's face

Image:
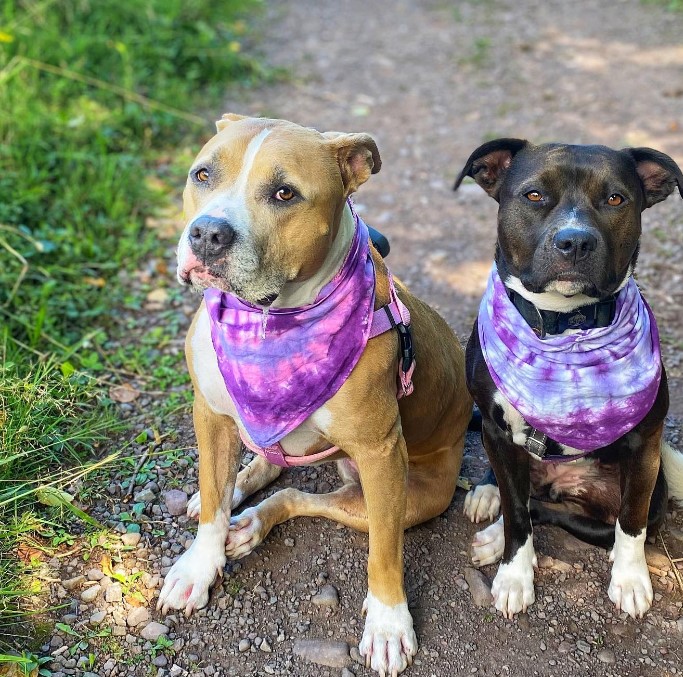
[177,114,381,305]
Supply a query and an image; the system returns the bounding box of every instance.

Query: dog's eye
[525,191,543,202]
[195,168,210,183]
[274,186,296,201]
[607,194,624,206]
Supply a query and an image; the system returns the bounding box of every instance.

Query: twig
[124,449,151,499]
[659,530,683,595]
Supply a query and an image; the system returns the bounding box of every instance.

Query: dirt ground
[46,1,683,676]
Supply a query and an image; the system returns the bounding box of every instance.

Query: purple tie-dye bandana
[478,265,662,452]
[204,210,375,448]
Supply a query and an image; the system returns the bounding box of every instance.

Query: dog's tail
[661,440,683,505]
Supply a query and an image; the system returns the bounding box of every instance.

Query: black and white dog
[455,139,683,619]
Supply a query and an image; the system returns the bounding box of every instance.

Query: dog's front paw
[608,522,652,618]
[491,536,536,619]
[156,537,225,615]
[186,491,201,519]
[226,507,265,559]
[464,484,501,523]
[471,516,504,566]
[359,593,417,677]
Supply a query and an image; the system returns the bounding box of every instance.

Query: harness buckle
[525,428,548,459]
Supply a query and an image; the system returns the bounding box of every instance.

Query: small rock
[644,545,670,571]
[312,584,339,608]
[134,488,156,503]
[676,618,683,634]
[121,532,141,547]
[558,641,573,653]
[105,583,123,603]
[153,655,168,667]
[80,585,101,603]
[238,639,251,653]
[140,622,169,641]
[89,610,106,626]
[284,538,295,547]
[127,607,150,627]
[293,639,351,668]
[597,649,616,664]
[86,569,104,581]
[550,559,573,574]
[62,575,85,591]
[350,646,363,665]
[537,555,554,569]
[260,638,272,652]
[342,669,356,677]
[463,568,493,607]
[164,490,189,516]
[576,640,591,654]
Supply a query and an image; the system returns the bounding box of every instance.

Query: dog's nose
[188,216,235,260]
[552,227,598,263]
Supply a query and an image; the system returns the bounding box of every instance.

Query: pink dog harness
[205,204,415,467]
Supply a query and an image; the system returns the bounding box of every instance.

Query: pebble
[350,646,363,665]
[62,575,85,591]
[597,649,616,664]
[576,640,591,654]
[127,607,151,627]
[284,538,295,547]
[164,489,189,516]
[89,610,106,626]
[463,568,493,607]
[644,545,671,571]
[140,622,169,641]
[80,585,101,603]
[676,618,683,634]
[311,584,339,608]
[558,641,573,653]
[121,532,142,547]
[260,638,272,652]
[238,639,251,653]
[105,583,123,603]
[153,655,168,667]
[134,488,156,503]
[86,569,104,581]
[342,669,356,677]
[293,639,351,668]
[551,559,574,574]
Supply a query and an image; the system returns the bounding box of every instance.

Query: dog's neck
[271,203,355,308]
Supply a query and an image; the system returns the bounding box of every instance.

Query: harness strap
[240,274,415,468]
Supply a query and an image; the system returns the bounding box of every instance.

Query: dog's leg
[608,425,662,618]
[187,455,283,518]
[157,392,241,615]
[482,423,536,618]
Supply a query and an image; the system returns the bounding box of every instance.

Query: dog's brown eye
[195,168,210,182]
[525,191,543,202]
[607,194,624,206]
[275,186,295,201]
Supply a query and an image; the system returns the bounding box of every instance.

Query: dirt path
[47,2,683,676]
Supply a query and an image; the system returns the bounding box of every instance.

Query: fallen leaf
[109,383,140,403]
[83,276,106,288]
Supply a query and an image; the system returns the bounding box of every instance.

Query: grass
[0,0,268,651]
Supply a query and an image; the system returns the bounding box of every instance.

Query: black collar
[507,288,618,338]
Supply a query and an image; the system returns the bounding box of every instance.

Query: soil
[44,1,683,676]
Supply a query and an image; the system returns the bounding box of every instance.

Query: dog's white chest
[191,310,329,456]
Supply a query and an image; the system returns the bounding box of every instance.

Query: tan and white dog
[157,114,472,676]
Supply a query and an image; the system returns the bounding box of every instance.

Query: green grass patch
[0,0,269,649]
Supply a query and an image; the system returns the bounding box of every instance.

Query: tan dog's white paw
[608,521,652,618]
[471,515,504,566]
[359,592,417,677]
[226,507,264,559]
[186,491,201,519]
[156,520,227,615]
[491,535,536,619]
[464,484,501,523]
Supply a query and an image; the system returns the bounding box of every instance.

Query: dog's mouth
[543,272,597,297]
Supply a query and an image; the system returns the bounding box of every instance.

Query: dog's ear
[323,132,381,194]
[215,113,248,133]
[621,147,683,209]
[454,138,528,200]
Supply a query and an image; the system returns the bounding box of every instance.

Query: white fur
[504,267,631,313]
[471,515,505,566]
[359,591,418,676]
[608,520,652,618]
[661,441,683,505]
[157,513,228,615]
[464,483,501,523]
[491,533,537,618]
[186,491,202,518]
